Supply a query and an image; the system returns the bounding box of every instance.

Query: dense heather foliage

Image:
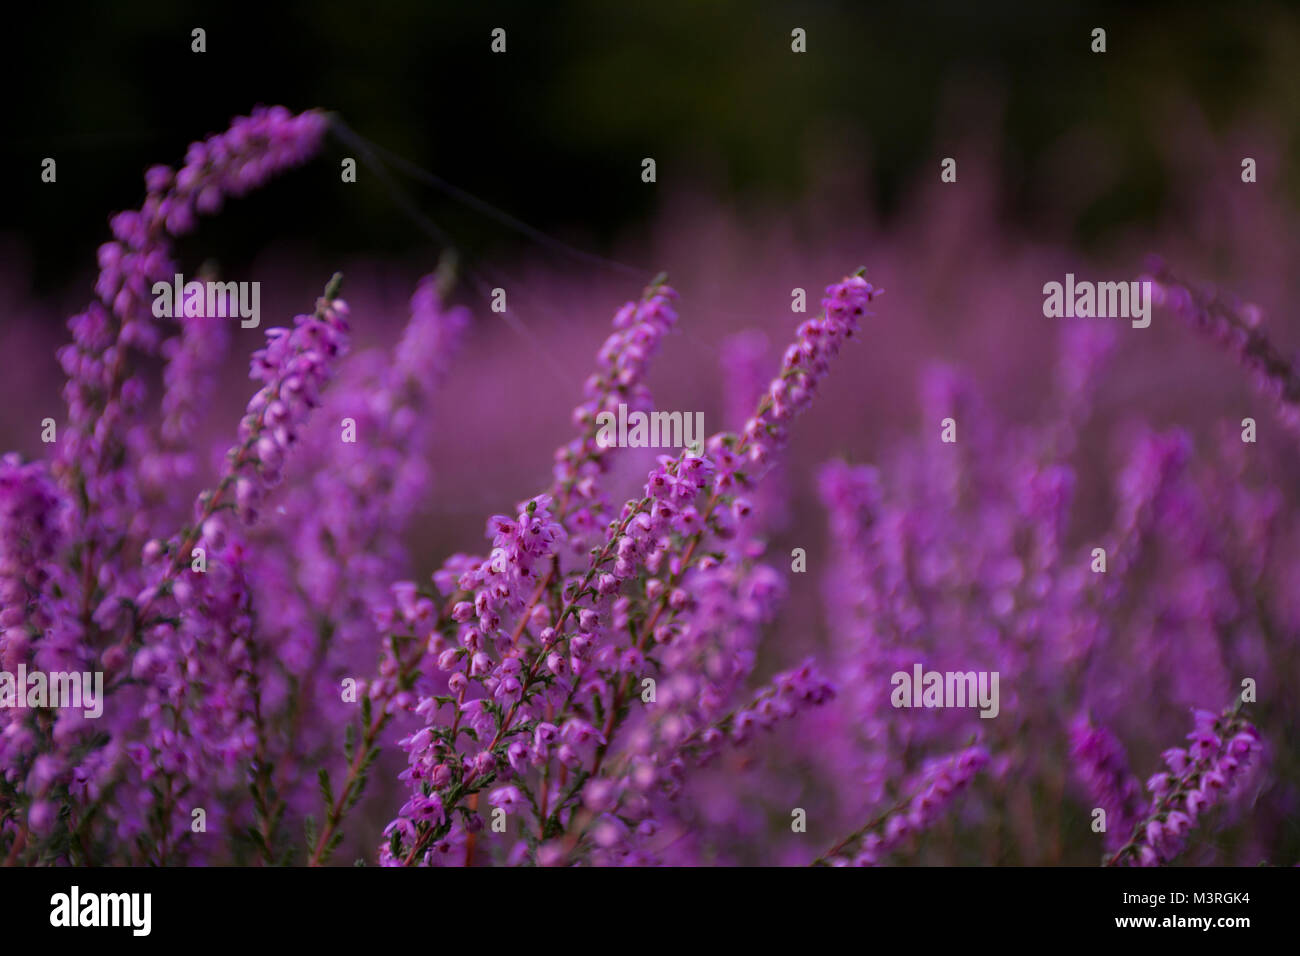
[1,108,1295,866]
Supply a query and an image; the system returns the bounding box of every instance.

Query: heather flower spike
[813,746,989,866]
[1106,702,1261,867]
[373,272,878,866]
[1143,258,1300,436]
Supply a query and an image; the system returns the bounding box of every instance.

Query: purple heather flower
[1109,704,1262,866]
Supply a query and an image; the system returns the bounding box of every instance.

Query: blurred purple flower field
[1,106,1297,866]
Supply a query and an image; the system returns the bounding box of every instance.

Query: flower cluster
[1107,705,1262,866]
[370,274,878,867]
[58,106,330,572]
[1,106,1295,868]
[0,109,343,864]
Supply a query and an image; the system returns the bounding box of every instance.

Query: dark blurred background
[6,0,1298,296]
